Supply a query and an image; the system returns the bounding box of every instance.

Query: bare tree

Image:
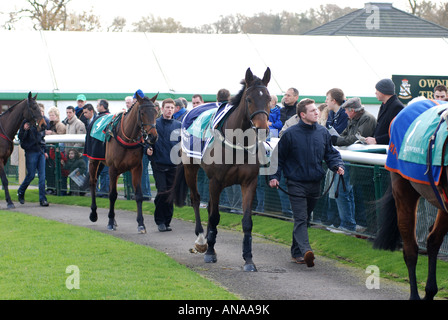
[16,0,72,30]
[108,17,126,32]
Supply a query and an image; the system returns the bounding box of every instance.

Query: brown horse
[0,92,46,209]
[374,98,448,300]
[172,68,271,271]
[88,93,158,233]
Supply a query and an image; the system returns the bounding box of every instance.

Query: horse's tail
[169,164,189,207]
[373,185,401,251]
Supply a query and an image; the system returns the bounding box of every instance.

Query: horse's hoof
[107,224,116,231]
[89,213,98,222]
[138,226,146,234]
[7,203,15,209]
[204,253,217,263]
[195,243,208,253]
[243,263,257,272]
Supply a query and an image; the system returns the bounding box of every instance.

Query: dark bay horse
[88,93,158,233]
[172,68,271,271]
[374,98,448,300]
[0,92,46,208]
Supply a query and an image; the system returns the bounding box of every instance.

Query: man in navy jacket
[269,99,344,267]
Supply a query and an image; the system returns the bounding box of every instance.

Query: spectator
[146,98,181,232]
[318,103,329,127]
[434,85,448,100]
[325,88,348,134]
[269,98,344,267]
[65,105,86,150]
[365,79,404,145]
[125,96,134,111]
[17,104,49,207]
[45,106,66,194]
[82,103,96,129]
[280,88,299,124]
[62,149,87,196]
[46,106,66,135]
[268,94,282,138]
[75,94,89,129]
[330,97,377,234]
[173,98,188,121]
[192,94,204,108]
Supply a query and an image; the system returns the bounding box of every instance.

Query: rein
[266,171,346,200]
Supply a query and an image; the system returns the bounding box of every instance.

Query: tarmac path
[10,202,410,300]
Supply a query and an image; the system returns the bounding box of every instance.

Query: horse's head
[243,67,271,139]
[136,92,159,145]
[25,92,46,131]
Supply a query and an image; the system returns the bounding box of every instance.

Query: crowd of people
[14,81,448,267]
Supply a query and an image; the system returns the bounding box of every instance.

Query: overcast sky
[1,0,411,30]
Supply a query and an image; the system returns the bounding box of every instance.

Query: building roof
[304,2,448,37]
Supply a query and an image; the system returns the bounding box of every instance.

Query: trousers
[287,179,320,258]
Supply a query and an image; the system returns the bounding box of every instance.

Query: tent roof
[1,31,448,103]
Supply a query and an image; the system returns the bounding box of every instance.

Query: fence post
[18,146,25,183]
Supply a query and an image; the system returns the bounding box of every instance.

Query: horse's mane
[0,99,23,118]
[230,76,264,107]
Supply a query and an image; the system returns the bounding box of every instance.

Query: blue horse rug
[181,102,234,159]
[385,99,448,185]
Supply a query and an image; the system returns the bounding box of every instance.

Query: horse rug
[181,102,234,159]
[83,113,114,160]
[385,99,448,185]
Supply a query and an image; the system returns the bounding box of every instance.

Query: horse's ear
[245,68,254,86]
[28,92,32,100]
[135,91,144,104]
[150,93,159,103]
[33,93,38,100]
[262,67,271,86]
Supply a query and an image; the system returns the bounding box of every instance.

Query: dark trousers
[287,180,320,258]
[152,163,176,227]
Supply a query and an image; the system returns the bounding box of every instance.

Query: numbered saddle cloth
[385,99,448,185]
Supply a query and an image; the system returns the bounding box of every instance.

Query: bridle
[244,84,270,132]
[119,102,157,146]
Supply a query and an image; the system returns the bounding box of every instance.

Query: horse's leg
[185,164,206,252]
[107,166,119,231]
[392,174,421,300]
[204,177,221,263]
[89,160,100,222]
[423,209,448,300]
[240,177,258,272]
[130,163,146,234]
[0,162,14,208]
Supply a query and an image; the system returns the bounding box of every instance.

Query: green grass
[4,190,448,299]
[0,211,237,300]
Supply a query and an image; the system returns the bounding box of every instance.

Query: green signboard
[392,75,448,104]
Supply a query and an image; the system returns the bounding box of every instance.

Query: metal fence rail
[7,135,447,254]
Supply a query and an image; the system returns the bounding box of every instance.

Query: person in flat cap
[332,97,377,147]
[365,79,404,145]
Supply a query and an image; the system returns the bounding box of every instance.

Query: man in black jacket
[269,99,345,267]
[365,79,404,145]
[17,105,49,207]
[280,87,299,125]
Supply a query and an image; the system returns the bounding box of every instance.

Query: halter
[119,102,157,146]
[244,84,270,130]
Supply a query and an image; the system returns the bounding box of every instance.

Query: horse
[373,97,448,300]
[87,93,159,233]
[0,92,46,209]
[172,67,271,271]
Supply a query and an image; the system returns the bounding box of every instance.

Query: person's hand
[146,147,153,156]
[23,123,30,130]
[269,179,279,189]
[336,167,344,175]
[365,137,377,145]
